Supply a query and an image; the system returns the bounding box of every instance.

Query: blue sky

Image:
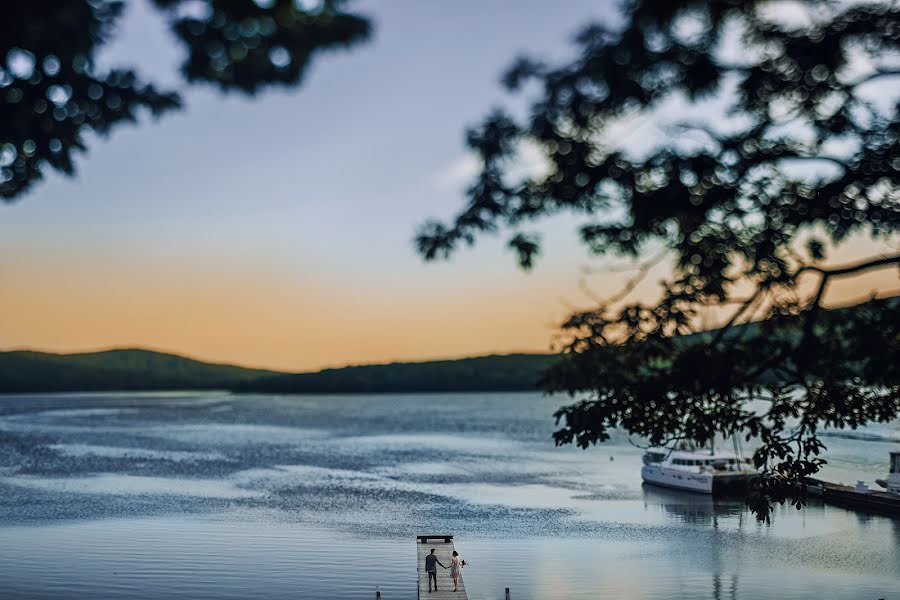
[1,1,629,370]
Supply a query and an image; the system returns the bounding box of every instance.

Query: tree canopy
[417,0,900,519]
[1,0,370,199]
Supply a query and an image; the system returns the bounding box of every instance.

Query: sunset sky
[2,0,897,372]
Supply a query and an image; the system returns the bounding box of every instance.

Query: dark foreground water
[0,392,897,599]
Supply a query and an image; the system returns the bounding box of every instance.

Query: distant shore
[0,348,555,394]
[3,297,893,394]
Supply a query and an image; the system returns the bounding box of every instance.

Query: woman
[449,550,464,592]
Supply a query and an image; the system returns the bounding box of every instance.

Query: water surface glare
[0,392,897,599]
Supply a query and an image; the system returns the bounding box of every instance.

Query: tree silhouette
[1,0,370,199]
[418,0,899,519]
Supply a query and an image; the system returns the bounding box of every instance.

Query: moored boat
[641,442,758,495]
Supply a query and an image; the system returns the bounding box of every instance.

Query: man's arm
[437,560,446,568]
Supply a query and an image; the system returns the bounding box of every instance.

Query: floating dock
[807,479,900,518]
[416,535,468,599]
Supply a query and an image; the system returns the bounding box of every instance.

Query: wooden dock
[416,535,467,599]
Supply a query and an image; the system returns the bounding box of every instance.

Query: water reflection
[642,485,744,600]
[711,572,739,600]
[641,484,745,526]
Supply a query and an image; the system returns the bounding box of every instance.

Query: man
[424,548,446,592]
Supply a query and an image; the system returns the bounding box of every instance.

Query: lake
[0,392,897,599]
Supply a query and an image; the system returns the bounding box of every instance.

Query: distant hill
[3,297,893,394]
[235,353,560,394]
[236,296,897,394]
[0,348,280,393]
[0,348,559,394]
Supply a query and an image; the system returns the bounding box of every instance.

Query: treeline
[1,298,892,394]
[0,348,278,393]
[0,348,558,394]
[234,353,559,394]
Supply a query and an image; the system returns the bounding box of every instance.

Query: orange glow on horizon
[1,233,896,373]
[0,253,576,372]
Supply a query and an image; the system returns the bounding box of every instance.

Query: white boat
[875,451,900,495]
[641,441,758,495]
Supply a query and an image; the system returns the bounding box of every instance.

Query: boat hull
[642,465,712,493]
[642,465,756,495]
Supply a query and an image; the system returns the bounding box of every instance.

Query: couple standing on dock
[425,548,465,593]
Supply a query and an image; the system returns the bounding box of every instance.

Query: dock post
[505,586,510,599]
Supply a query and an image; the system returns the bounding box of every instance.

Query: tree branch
[710,286,765,347]
[773,154,851,170]
[794,253,900,367]
[579,248,669,307]
[796,253,900,279]
[849,69,900,88]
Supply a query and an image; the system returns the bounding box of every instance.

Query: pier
[416,535,468,599]
[807,479,900,518]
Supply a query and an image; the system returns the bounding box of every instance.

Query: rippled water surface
[0,392,897,599]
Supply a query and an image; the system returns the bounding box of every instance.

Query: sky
[1,1,897,372]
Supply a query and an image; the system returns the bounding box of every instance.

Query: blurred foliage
[417,0,900,519]
[1,0,370,199]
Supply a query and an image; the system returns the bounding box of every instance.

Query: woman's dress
[450,557,461,577]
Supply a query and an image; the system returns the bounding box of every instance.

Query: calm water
[0,392,897,599]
